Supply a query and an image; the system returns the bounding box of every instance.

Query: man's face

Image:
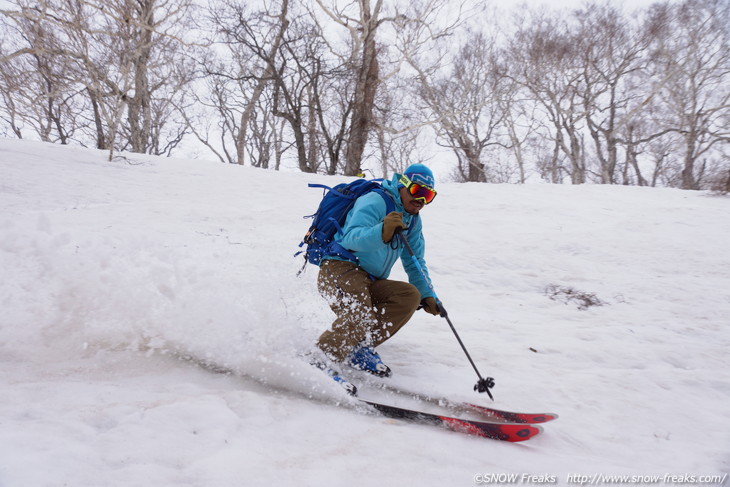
[399,186,425,215]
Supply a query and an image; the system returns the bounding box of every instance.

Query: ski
[464,402,558,425]
[359,398,543,442]
[306,362,545,440]
[305,353,359,396]
[313,362,358,396]
[345,374,558,424]
[179,352,550,442]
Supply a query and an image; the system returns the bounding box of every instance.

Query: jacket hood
[382,173,403,209]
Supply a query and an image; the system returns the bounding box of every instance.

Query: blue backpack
[296,179,395,271]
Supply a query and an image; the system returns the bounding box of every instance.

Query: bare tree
[98,0,196,157]
[205,0,289,165]
[203,0,342,172]
[0,1,82,144]
[309,60,354,175]
[573,3,653,184]
[314,0,385,176]
[413,30,508,182]
[1,0,197,159]
[372,74,427,178]
[2,0,727,190]
[495,70,543,184]
[314,0,459,177]
[648,0,730,190]
[508,9,589,184]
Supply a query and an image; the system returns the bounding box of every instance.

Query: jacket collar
[382,174,403,211]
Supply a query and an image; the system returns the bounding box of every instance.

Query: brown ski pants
[316,259,421,362]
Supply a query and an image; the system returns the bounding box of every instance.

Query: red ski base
[359,380,558,427]
[362,400,543,442]
[466,403,559,424]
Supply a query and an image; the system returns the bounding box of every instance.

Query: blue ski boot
[347,346,392,377]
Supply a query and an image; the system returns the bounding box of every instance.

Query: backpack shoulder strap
[373,187,396,214]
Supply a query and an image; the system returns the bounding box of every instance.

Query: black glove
[421,297,441,316]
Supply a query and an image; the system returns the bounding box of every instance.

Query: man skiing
[314,163,440,377]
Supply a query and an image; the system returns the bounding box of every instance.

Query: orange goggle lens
[407,181,437,204]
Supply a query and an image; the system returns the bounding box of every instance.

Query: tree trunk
[345,1,379,176]
[681,130,700,190]
[127,0,154,154]
[235,0,289,165]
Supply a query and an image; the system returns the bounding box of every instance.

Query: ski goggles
[399,175,437,204]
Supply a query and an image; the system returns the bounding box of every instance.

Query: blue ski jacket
[324,173,435,299]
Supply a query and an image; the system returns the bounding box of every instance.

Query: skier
[314,163,441,377]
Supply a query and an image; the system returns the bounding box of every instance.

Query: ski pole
[396,230,496,400]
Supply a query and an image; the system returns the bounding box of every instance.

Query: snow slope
[1,138,728,486]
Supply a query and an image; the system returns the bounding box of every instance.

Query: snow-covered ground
[1,138,728,486]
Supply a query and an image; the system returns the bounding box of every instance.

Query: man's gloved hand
[382,211,407,243]
[421,297,441,316]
